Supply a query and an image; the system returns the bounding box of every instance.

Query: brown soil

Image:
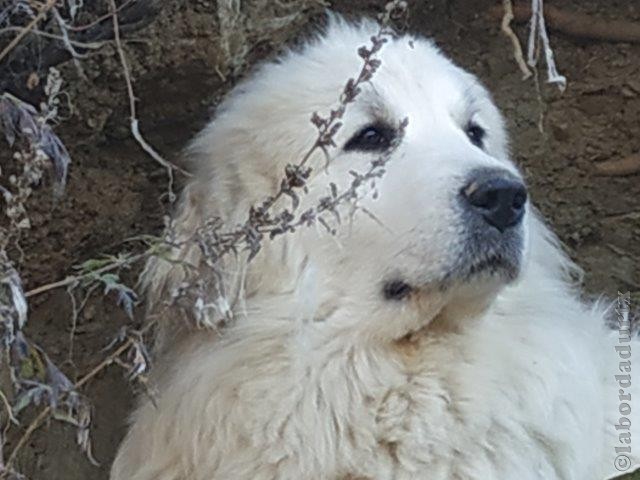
[5,0,639,478]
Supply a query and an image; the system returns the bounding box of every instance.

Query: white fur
[111,18,640,480]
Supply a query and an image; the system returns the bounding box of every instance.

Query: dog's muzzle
[446,168,528,284]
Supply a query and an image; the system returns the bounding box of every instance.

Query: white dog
[111,18,639,480]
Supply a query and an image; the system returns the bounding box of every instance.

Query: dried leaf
[0,94,70,188]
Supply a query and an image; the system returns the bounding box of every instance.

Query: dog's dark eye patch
[466,121,486,148]
[344,123,396,152]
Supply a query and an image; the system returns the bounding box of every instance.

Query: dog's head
[165,18,532,341]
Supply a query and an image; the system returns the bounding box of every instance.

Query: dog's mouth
[440,226,525,290]
[382,251,521,302]
[381,218,525,302]
[460,251,521,282]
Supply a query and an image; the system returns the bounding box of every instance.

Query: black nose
[461,170,527,232]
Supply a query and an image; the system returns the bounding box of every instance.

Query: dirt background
[5,0,639,478]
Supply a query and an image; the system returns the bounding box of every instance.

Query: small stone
[621,86,636,98]
[26,72,40,90]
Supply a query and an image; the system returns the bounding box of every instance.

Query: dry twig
[5,319,155,469]
[0,0,57,63]
[108,0,191,204]
[490,4,640,44]
[500,0,532,79]
[25,252,148,298]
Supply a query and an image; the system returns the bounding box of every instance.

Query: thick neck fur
[134,223,612,480]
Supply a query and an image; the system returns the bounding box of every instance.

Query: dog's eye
[466,122,486,148]
[344,123,395,152]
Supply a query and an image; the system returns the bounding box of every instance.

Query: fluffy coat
[111,19,639,480]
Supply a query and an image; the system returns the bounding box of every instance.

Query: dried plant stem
[531,66,546,134]
[0,0,57,63]
[0,389,16,426]
[77,331,146,390]
[68,283,100,363]
[494,3,640,44]
[0,27,107,49]
[501,0,532,80]
[79,321,156,389]
[25,252,147,298]
[109,0,191,204]
[24,276,77,298]
[67,0,137,32]
[204,26,396,265]
[6,319,155,468]
[5,407,49,468]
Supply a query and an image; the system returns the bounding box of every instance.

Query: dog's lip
[448,211,525,285]
[467,253,518,276]
[439,250,521,289]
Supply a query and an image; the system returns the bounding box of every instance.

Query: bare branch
[500,0,532,80]
[109,0,190,203]
[0,0,57,64]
